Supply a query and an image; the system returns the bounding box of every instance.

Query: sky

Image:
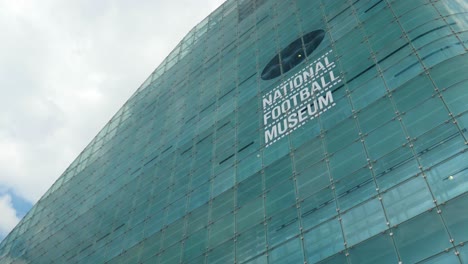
[0,0,225,242]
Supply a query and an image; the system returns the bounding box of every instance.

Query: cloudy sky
[0,0,224,242]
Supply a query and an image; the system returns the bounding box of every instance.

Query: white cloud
[0,195,20,238]
[0,0,224,205]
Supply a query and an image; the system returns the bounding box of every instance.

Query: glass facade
[1,0,467,263]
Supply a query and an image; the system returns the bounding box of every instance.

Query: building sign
[263,50,340,147]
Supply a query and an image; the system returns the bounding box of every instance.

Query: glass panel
[441,193,468,245]
[186,204,209,235]
[140,232,162,262]
[357,97,396,133]
[425,151,468,203]
[419,249,461,264]
[418,35,465,69]
[394,211,451,264]
[237,197,264,232]
[162,219,185,247]
[429,54,468,90]
[236,224,266,264]
[349,232,398,264]
[208,213,234,248]
[374,147,420,191]
[382,53,423,91]
[237,153,263,182]
[382,177,434,225]
[182,228,207,262]
[242,254,267,264]
[457,112,468,140]
[304,219,344,263]
[341,199,387,246]
[335,168,376,211]
[290,118,321,148]
[159,243,182,264]
[460,244,468,264]
[300,187,337,230]
[365,119,406,160]
[443,79,468,115]
[321,95,353,130]
[296,161,330,200]
[325,118,359,154]
[329,142,367,180]
[211,188,235,221]
[206,240,235,264]
[269,238,304,263]
[267,207,299,247]
[293,138,325,172]
[392,73,435,111]
[350,76,386,110]
[237,173,263,207]
[264,155,293,189]
[265,179,296,216]
[316,252,348,264]
[417,132,465,170]
[402,97,449,137]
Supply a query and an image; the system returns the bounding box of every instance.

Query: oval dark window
[261,30,325,80]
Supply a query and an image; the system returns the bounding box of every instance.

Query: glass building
[1,0,467,263]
